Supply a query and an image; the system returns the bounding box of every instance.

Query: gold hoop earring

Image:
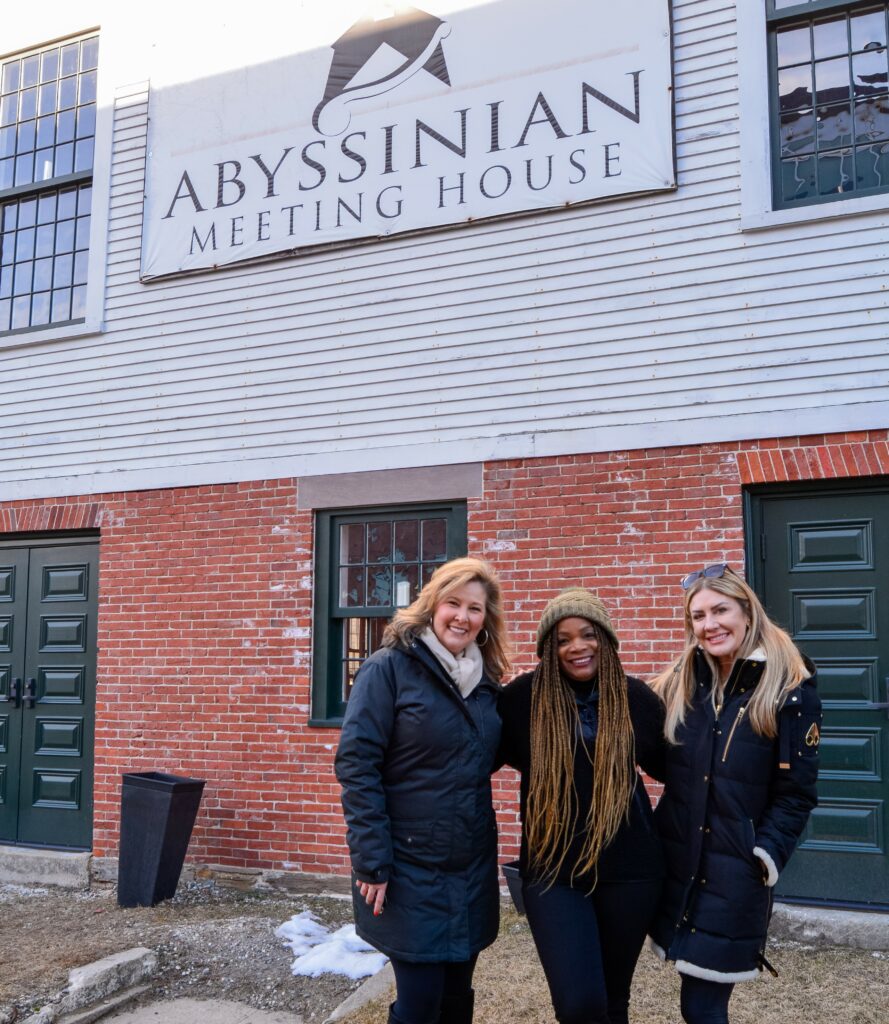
[477,628,489,647]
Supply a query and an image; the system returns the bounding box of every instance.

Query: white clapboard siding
[3,0,888,498]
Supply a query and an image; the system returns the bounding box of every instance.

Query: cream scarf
[420,627,485,698]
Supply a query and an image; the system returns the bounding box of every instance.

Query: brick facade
[2,429,887,874]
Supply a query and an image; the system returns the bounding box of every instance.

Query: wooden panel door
[750,483,889,907]
[0,538,98,849]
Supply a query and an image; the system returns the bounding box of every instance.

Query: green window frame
[768,0,889,208]
[311,501,467,725]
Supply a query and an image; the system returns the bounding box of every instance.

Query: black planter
[117,771,206,908]
[501,859,525,915]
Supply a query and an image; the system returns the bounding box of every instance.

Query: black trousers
[390,954,478,1024]
[522,877,662,1024]
[679,974,734,1024]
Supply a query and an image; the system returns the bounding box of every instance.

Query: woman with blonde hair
[335,557,509,1024]
[498,589,666,1024]
[649,564,821,1024]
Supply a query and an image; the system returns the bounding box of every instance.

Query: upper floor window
[770,1,889,208]
[0,34,98,334]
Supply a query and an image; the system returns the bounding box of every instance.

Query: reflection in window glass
[0,34,97,332]
[770,3,889,208]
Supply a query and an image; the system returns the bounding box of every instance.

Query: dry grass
[341,908,889,1024]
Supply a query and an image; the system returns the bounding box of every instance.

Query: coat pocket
[391,820,439,865]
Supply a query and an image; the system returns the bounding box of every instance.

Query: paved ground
[106,998,301,1024]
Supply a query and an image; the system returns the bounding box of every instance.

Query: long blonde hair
[651,567,809,743]
[526,622,635,888]
[382,556,510,679]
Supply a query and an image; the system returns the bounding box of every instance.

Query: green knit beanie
[535,588,620,657]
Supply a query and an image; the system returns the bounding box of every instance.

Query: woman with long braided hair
[499,589,666,1024]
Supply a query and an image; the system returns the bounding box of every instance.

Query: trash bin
[118,771,206,908]
[501,859,525,915]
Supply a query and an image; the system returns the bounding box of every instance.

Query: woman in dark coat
[649,564,821,1024]
[334,557,510,1024]
[498,589,666,1024]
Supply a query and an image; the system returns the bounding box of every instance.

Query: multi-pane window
[769,1,889,208]
[0,35,98,333]
[312,503,467,723]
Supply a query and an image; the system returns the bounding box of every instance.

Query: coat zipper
[721,704,748,762]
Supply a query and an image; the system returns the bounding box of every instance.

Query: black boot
[388,1002,410,1024]
[439,988,474,1024]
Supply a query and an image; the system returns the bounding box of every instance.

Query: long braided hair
[526,621,636,887]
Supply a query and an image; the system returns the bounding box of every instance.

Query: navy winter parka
[649,650,821,982]
[334,638,502,963]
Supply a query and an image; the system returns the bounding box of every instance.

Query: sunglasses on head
[680,563,729,591]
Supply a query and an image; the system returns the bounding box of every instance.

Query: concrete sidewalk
[105,998,301,1024]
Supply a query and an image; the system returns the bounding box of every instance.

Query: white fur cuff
[753,846,779,887]
[676,959,762,984]
[647,936,666,961]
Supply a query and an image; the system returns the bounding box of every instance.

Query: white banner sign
[140,1,675,279]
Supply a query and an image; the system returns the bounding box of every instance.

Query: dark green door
[0,538,97,849]
[750,482,889,907]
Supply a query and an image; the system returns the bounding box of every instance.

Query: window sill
[0,317,103,351]
[308,717,345,730]
[741,190,889,232]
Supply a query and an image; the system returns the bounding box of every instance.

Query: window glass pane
[53,252,73,288]
[421,518,447,562]
[73,249,88,284]
[339,566,365,607]
[21,55,39,89]
[74,137,94,173]
[19,88,38,122]
[81,38,99,72]
[60,44,79,78]
[367,521,392,563]
[366,566,391,606]
[781,155,816,203]
[342,616,388,700]
[33,256,52,291]
[41,48,59,83]
[13,261,33,295]
[393,562,420,604]
[71,284,86,319]
[817,102,854,146]
[30,290,50,325]
[818,147,854,193]
[777,25,811,67]
[814,17,849,60]
[2,61,21,95]
[0,297,10,330]
[37,192,56,224]
[39,82,57,116]
[79,70,97,106]
[15,228,35,262]
[77,104,96,139]
[0,126,13,158]
[779,64,813,110]
[851,10,888,52]
[35,224,55,258]
[852,49,888,95]
[0,158,12,190]
[35,148,54,181]
[855,95,889,140]
[12,295,31,329]
[58,77,76,111]
[19,198,36,228]
[0,95,17,128]
[54,143,73,176]
[57,188,77,220]
[51,286,70,321]
[36,115,55,148]
[15,152,35,186]
[815,56,851,103]
[55,219,74,253]
[856,140,889,187]
[17,120,36,154]
[75,214,90,250]
[393,519,419,562]
[340,523,365,565]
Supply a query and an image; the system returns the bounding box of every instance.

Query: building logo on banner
[141,0,675,279]
[314,7,452,137]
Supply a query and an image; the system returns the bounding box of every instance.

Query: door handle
[6,677,21,708]
[24,677,36,710]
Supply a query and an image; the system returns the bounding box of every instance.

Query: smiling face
[431,580,487,655]
[555,616,600,684]
[689,586,750,672]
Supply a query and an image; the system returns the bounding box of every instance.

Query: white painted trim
[753,846,779,888]
[676,959,762,984]
[3,399,887,503]
[737,3,889,232]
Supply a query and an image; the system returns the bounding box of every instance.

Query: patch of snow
[275,910,387,979]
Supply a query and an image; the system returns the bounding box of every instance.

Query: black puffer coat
[649,650,821,981]
[498,671,666,887]
[334,638,502,963]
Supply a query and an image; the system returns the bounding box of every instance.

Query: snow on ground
[275,910,388,980]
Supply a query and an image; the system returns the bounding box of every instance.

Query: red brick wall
[1,429,887,874]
